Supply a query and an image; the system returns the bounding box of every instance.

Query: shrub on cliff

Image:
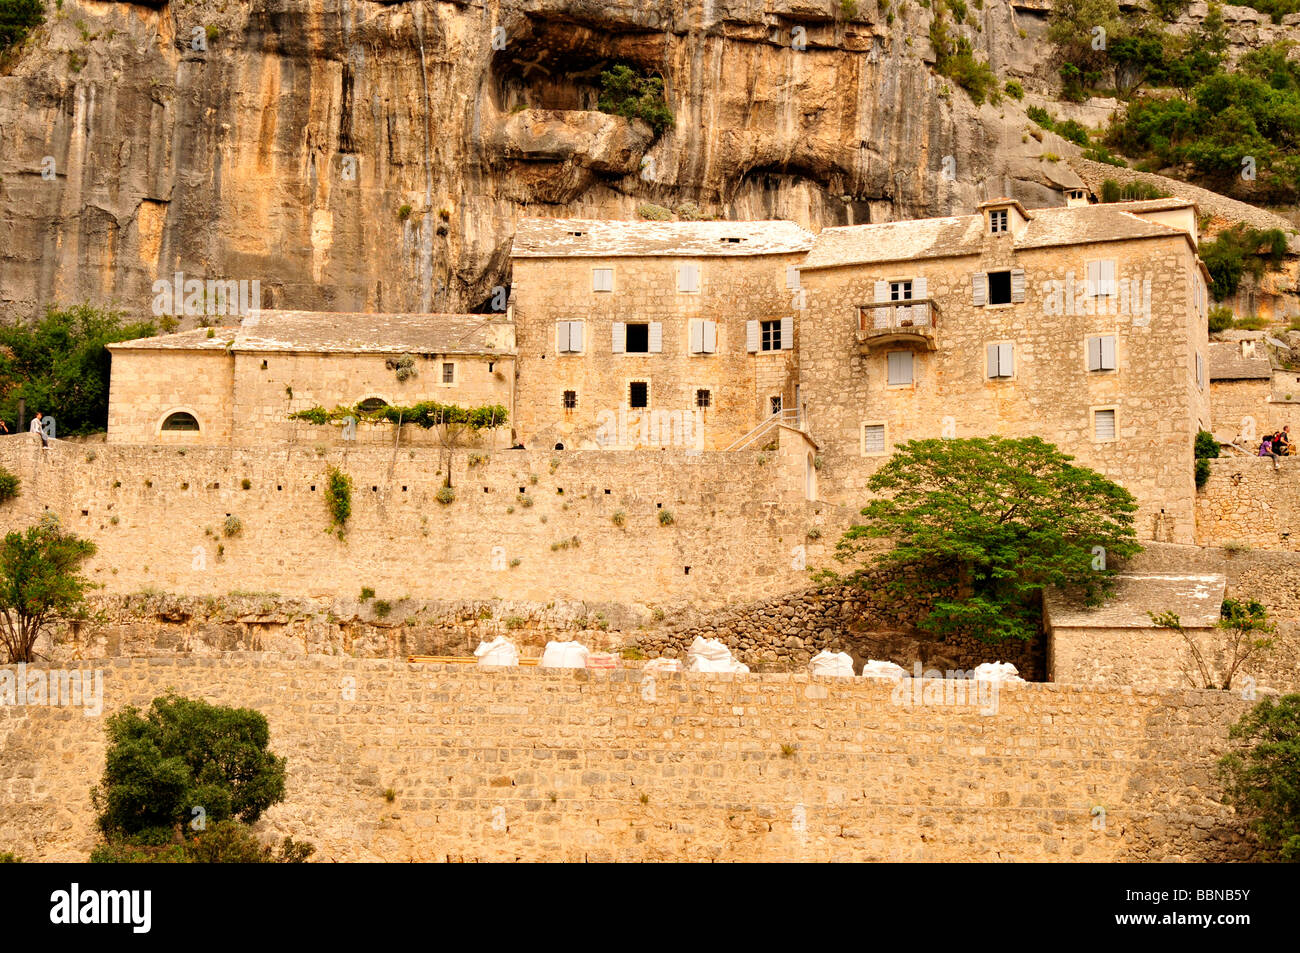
[1219,693,1300,861]
[92,694,288,844]
[0,303,155,435]
[597,65,674,135]
[0,465,17,504]
[0,520,96,664]
[829,436,1141,643]
[0,0,44,54]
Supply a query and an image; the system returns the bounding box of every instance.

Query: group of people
[0,411,49,447]
[1260,426,1293,470]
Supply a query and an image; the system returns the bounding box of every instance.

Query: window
[989,209,1008,234]
[760,320,781,351]
[748,318,792,352]
[629,381,649,409]
[862,423,886,455]
[357,397,388,414]
[1196,352,1205,389]
[770,396,783,416]
[786,266,800,290]
[1087,335,1117,372]
[696,389,711,409]
[562,390,577,410]
[887,351,913,385]
[626,323,650,353]
[161,411,200,432]
[442,362,455,383]
[678,263,701,293]
[890,280,913,301]
[987,342,1014,379]
[592,268,614,292]
[1087,259,1117,297]
[987,271,1012,305]
[690,320,717,354]
[557,320,584,354]
[720,236,744,244]
[1094,408,1117,441]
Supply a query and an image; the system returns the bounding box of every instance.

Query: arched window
[161,412,200,432]
[357,397,389,414]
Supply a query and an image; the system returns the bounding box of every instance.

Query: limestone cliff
[0,0,1285,320]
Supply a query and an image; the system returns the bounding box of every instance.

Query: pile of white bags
[685,636,750,674]
[861,659,908,679]
[473,637,519,667]
[971,662,1024,683]
[808,650,855,677]
[540,640,590,669]
[643,658,682,674]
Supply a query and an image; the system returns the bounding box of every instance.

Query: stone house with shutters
[794,197,1213,544]
[509,218,812,451]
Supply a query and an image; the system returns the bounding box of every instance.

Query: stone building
[107,311,515,447]
[795,198,1213,543]
[509,218,813,450]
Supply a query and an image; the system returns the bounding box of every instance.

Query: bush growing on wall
[0,466,18,504]
[596,65,674,134]
[325,466,352,535]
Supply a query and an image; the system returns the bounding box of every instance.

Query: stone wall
[512,252,804,451]
[1195,455,1300,551]
[0,656,1256,862]
[0,439,826,605]
[798,232,1211,543]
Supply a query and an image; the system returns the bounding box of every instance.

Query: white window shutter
[999,342,1014,377]
[1100,260,1116,297]
[1095,409,1116,440]
[913,276,928,300]
[1087,260,1101,296]
[786,266,800,290]
[746,320,760,353]
[1197,352,1205,388]
[679,263,700,293]
[570,321,583,352]
[1087,337,1102,372]
[1101,335,1116,370]
[649,322,663,353]
[887,351,912,385]
[874,280,888,303]
[557,321,571,353]
[703,320,717,354]
[987,343,1000,377]
[593,268,612,292]
[780,316,793,350]
[1010,268,1026,303]
[690,321,704,354]
[972,272,987,306]
[612,322,626,353]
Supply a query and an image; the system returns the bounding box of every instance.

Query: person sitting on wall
[1261,434,1281,470]
[1277,426,1294,456]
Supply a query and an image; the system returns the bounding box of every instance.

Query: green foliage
[833,437,1141,643]
[90,820,313,864]
[1098,178,1170,202]
[840,0,858,18]
[1195,458,1211,489]
[1234,0,1300,23]
[397,204,412,221]
[930,10,1000,106]
[0,851,21,862]
[0,521,96,663]
[289,400,508,432]
[92,694,287,843]
[325,466,352,533]
[612,510,626,527]
[597,65,674,135]
[1200,225,1290,300]
[1195,430,1220,461]
[222,515,242,538]
[0,0,44,54]
[658,509,675,526]
[1219,694,1300,861]
[637,203,673,221]
[0,304,155,436]
[374,600,392,618]
[435,484,455,505]
[360,586,375,601]
[1207,305,1234,333]
[0,466,18,505]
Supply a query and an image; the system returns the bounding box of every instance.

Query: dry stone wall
[0,656,1256,862]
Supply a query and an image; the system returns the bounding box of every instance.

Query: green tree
[596,65,674,134]
[0,303,155,436]
[1219,694,1300,861]
[92,694,288,843]
[0,0,44,53]
[0,518,96,664]
[832,437,1141,643]
[90,820,313,864]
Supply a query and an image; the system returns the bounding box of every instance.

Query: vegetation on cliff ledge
[0,0,44,55]
[596,65,674,135]
[824,437,1141,643]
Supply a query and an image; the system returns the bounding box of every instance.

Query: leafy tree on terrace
[830,436,1142,643]
[1218,694,1300,861]
[0,518,96,664]
[0,304,155,435]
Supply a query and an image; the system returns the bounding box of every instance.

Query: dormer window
[568,230,586,237]
[720,237,744,244]
[989,209,1008,234]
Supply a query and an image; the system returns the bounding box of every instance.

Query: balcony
[856,299,939,351]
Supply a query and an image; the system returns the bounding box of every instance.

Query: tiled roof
[1044,574,1226,629]
[1208,341,1272,381]
[111,313,514,356]
[107,327,239,351]
[511,218,815,258]
[801,200,1198,270]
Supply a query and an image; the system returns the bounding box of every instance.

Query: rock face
[0,0,1075,320]
[0,0,1283,322]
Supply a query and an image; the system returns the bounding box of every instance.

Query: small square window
[1094,408,1117,441]
[626,323,650,353]
[989,209,1008,234]
[890,281,913,301]
[593,268,614,292]
[862,424,886,454]
[442,362,455,383]
[760,320,781,352]
[696,389,711,409]
[769,395,783,416]
[562,390,577,410]
[629,381,649,409]
[887,350,913,385]
[987,271,1012,305]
